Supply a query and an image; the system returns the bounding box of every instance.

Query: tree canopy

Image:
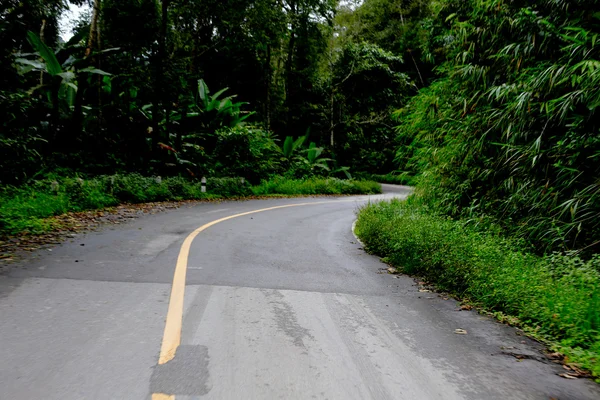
[1,0,599,254]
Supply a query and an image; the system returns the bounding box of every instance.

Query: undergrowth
[0,174,380,235]
[355,198,600,379]
[363,173,417,186]
[252,176,381,195]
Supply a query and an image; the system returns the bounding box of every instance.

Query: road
[1,184,599,399]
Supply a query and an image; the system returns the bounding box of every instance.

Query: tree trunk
[85,0,101,58]
[39,19,46,86]
[265,43,272,131]
[330,89,335,147]
[153,0,171,159]
[285,0,297,116]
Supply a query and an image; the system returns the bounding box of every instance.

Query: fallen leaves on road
[559,373,578,379]
[560,364,591,379]
[546,352,564,361]
[0,200,205,270]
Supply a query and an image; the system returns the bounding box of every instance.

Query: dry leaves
[560,364,591,379]
[558,373,578,380]
[0,200,199,267]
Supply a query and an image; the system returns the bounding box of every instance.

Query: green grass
[0,174,380,236]
[252,176,382,195]
[359,172,417,186]
[356,198,600,379]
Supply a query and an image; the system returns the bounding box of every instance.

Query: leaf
[65,28,89,47]
[65,83,77,108]
[96,47,121,54]
[198,79,210,108]
[307,142,317,163]
[58,71,76,82]
[558,373,578,380]
[292,136,306,151]
[158,143,178,153]
[26,31,62,75]
[211,87,229,102]
[78,67,111,76]
[333,166,352,179]
[14,58,45,70]
[283,136,294,157]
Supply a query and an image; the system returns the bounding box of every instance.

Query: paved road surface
[1,184,599,399]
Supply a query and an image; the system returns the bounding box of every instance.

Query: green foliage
[330,42,415,173]
[16,31,111,111]
[0,174,379,236]
[282,135,307,159]
[206,177,253,197]
[252,176,381,195]
[25,31,62,76]
[361,172,417,186]
[396,0,600,255]
[356,199,600,378]
[212,126,282,183]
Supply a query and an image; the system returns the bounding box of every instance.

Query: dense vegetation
[356,199,600,378]
[394,0,600,256]
[2,0,600,378]
[0,175,380,235]
[1,0,413,186]
[350,0,600,378]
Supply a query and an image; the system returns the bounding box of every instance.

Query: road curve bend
[0,185,598,400]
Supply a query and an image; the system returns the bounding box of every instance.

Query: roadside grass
[355,198,600,379]
[252,176,381,195]
[358,172,417,186]
[0,174,380,236]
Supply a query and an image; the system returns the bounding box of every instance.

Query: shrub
[207,177,253,197]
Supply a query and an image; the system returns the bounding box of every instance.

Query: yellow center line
[152,197,366,398]
[151,394,174,400]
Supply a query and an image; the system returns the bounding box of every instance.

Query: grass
[0,174,380,236]
[355,198,600,379]
[252,176,381,195]
[358,172,417,186]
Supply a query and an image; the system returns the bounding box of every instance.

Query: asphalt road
[1,184,599,399]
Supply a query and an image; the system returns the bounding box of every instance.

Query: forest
[1,0,599,379]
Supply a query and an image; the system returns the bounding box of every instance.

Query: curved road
[1,185,599,399]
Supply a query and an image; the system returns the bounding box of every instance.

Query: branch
[336,60,355,86]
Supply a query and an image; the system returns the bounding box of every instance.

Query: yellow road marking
[157,199,359,365]
[151,394,174,400]
[152,198,368,398]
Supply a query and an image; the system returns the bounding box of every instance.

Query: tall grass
[356,198,600,378]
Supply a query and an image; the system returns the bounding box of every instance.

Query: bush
[356,198,600,378]
[207,177,253,197]
[212,126,282,183]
